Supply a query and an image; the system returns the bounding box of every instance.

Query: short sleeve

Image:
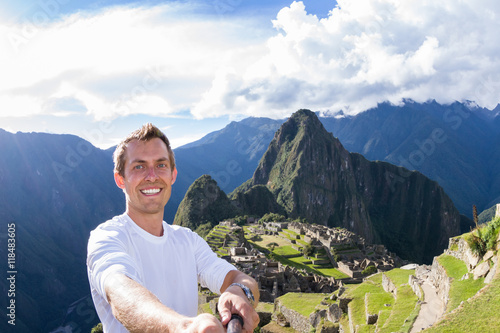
[87,225,143,299]
[193,231,236,294]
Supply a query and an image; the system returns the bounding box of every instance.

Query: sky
[1,0,500,149]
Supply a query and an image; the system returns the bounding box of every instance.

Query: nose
[145,167,158,181]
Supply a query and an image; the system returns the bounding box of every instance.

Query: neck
[126,210,164,237]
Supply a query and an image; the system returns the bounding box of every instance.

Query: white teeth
[141,188,161,195]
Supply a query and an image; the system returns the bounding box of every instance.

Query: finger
[218,307,232,325]
[242,309,260,332]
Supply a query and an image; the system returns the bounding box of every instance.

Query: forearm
[104,273,189,332]
[221,270,260,307]
[218,270,261,332]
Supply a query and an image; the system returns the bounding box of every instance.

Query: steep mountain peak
[277,109,325,141]
[253,109,346,185]
[173,174,237,230]
[232,109,464,263]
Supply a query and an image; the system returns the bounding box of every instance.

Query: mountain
[168,117,282,223]
[173,174,237,231]
[0,129,123,332]
[168,101,500,221]
[320,100,500,216]
[230,110,468,263]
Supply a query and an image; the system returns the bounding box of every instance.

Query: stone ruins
[214,220,404,303]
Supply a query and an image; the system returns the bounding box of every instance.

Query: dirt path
[410,280,445,332]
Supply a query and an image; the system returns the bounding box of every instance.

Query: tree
[267,242,279,252]
[91,323,103,333]
[303,243,314,257]
[260,213,286,222]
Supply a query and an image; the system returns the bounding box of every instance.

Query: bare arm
[218,270,260,333]
[105,273,224,333]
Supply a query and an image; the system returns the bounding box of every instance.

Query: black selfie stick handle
[227,313,244,333]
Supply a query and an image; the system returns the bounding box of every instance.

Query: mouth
[140,188,162,196]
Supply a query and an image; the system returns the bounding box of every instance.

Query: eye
[158,163,167,168]
[134,165,144,170]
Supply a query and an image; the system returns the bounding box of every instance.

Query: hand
[182,313,225,333]
[218,285,260,333]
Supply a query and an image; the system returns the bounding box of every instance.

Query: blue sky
[1,0,499,148]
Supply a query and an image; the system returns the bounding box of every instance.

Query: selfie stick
[227,314,243,333]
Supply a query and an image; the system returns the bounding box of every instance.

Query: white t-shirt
[87,213,236,332]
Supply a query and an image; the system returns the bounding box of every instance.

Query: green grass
[425,265,500,333]
[256,302,274,313]
[288,255,312,264]
[344,274,389,329]
[437,254,468,279]
[273,245,302,256]
[315,266,350,279]
[282,228,299,236]
[377,310,391,329]
[198,302,213,315]
[277,293,328,317]
[380,285,419,332]
[383,268,415,286]
[261,322,299,333]
[437,254,486,312]
[366,292,395,317]
[296,238,309,246]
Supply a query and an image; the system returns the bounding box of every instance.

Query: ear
[114,172,125,189]
[171,167,178,185]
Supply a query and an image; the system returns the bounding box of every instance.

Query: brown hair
[113,123,175,176]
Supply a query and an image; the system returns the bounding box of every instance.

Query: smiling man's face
[114,137,177,220]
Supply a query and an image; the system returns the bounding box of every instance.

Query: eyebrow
[130,157,169,165]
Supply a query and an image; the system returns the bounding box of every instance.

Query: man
[87,123,260,332]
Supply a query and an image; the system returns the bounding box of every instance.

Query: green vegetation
[383,268,414,286]
[91,323,103,333]
[266,242,279,251]
[303,243,314,257]
[342,271,420,333]
[437,254,468,279]
[437,254,485,312]
[362,265,377,276]
[194,222,213,238]
[260,212,286,222]
[425,264,500,333]
[204,217,499,333]
[343,274,390,330]
[277,293,328,317]
[174,174,237,230]
[380,285,419,332]
[464,216,500,257]
[273,245,301,257]
[256,302,274,313]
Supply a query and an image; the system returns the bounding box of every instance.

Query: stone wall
[428,257,452,308]
[408,275,422,299]
[382,273,397,295]
[445,237,481,270]
[275,299,312,333]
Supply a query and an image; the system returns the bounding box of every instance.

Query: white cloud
[193,0,500,117]
[0,3,267,120]
[1,0,500,125]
